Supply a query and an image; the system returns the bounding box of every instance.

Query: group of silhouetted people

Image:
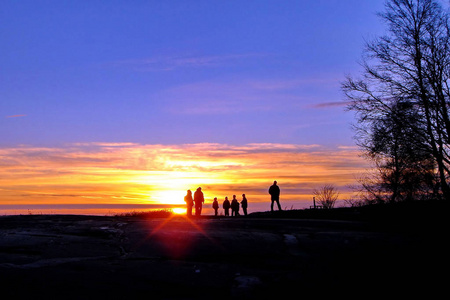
[184,188,248,217]
[183,181,281,217]
[215,194,248,217]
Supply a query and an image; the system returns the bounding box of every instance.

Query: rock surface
[0,213,444,299]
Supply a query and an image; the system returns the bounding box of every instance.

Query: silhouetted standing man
[223,197,231,216]
[269,180,282,211]
[212,197,219,216]
[241,194,248,216]
[194,187,204,216]
[184,190,194,216]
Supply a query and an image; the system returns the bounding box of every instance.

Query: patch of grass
[114,209,174,218]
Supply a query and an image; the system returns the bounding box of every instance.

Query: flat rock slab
[0,215,444,299]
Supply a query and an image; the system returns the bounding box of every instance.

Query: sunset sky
[0,0,385,214]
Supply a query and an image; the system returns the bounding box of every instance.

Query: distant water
[0,201,311,216]
[0,204,182,216]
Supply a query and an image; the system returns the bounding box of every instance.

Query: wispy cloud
[310,101,352,109]
[0,143,369,210]
[6,114,27,118]
[113,53,268,71]
[155,78,330,115]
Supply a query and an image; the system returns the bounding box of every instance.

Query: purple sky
[1,0,386,147]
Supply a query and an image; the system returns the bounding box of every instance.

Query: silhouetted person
[184,190,194,216]
[212,197,219,216]
[269,180,282,211]
[231,195,240,216]
[194,187,204,216]
[223,197,231,216]
[241,194,248,216]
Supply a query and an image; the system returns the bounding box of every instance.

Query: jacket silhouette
[194,187,204,216]
[222,197,231,216]
[241,194,248,216]
[231,195,240,216]
[184,190,194,216]
[212,197,219,216]
[268,181,282,211]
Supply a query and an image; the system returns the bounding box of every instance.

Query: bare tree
[342,0,450,201]
[313,185,339,209]
[368,101,436,202]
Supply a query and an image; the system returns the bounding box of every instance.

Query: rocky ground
[0,204,446,299]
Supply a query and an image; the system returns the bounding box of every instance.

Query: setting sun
[0,143,368,214]
[172,207,186,215]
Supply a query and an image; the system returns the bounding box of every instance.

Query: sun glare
[152,190,186,205]
[172,207,185,215]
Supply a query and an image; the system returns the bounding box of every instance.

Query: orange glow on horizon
[0,143,370,213]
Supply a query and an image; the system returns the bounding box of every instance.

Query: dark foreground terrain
[0,201,447,299]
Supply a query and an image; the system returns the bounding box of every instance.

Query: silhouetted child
[212,197,219,216]
[223,197,231,216]
[184,190,194,216]
[241,194,248,216]
[231,195,240,216]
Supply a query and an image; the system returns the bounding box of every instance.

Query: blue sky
[1,0,386,147]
